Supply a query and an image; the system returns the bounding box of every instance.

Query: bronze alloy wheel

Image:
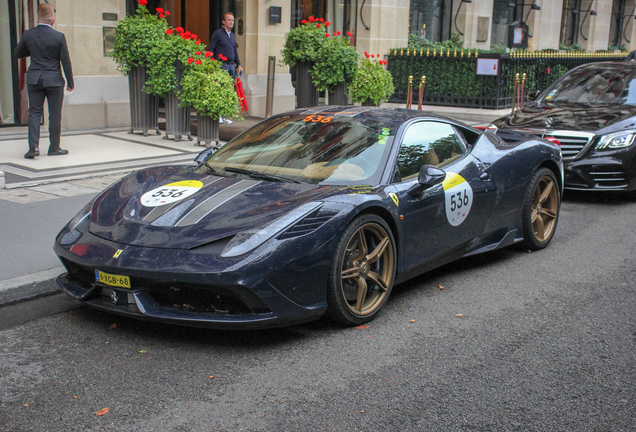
[531,174,559,242]
[339,221,395,317]
[520,167,560,250]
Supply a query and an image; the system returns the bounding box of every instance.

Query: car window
[543,68,636,105]
[199,114,396,185]
[394,122,466,182]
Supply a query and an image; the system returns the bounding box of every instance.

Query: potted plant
[179,54,241,148]
[311,31,358,105]
[111,0,168,136]
[350,55,395,107]
[155,27,202,142]
[281,17,328,108]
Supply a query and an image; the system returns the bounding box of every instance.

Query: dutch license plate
[95,270,131,289]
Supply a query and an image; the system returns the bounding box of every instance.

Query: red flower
[191,34,198,39]
[165,11,171,16]
[196,40,201,45]
[187,57,194,64]
[301,19,307,24]
[205,51,213,57]
[318,18,324,22]
[325,21,331,26]
[365,53,370,58]
[165,29,173,35]
[370,54,375,58]
[347,32,352,37]
[195,59,202,65]
[325,33,330,37]
[156,7,164,13]
[158,13,164,18]
[336,31,341,35]
[308,16,315,23]
[377,54,380,57]
[184,31,191,37]
[316,23,321,28]
[175,27,184,33]
[195,51,202,55]
[138,0,147,5]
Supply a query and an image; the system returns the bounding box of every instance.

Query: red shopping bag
[234,78,249,113]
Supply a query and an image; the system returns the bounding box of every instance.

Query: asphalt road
[1,191,635,432]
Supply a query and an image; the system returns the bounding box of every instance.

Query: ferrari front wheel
[326,214,396,325]
[519,167,560,250]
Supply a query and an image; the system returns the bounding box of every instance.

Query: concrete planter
[296,61,318,108]
[328,81,349,105]
[128,65,160,136]
[164,61,192,142]
[196,112,220,148]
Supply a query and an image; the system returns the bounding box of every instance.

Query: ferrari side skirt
[463,229,519,257]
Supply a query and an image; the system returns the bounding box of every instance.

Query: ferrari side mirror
[194,147,215,164]
[407,165,446,196]
[527,90,541,101]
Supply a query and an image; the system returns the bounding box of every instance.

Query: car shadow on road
[563,189,635,205]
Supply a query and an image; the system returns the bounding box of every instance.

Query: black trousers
[27,81,64,152]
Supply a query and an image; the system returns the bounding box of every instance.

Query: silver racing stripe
[142,176,222,222]
[174,180,262,227]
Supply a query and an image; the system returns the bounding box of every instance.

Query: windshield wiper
[224,167,301,183]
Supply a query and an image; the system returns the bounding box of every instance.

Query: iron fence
[386,48,628,109]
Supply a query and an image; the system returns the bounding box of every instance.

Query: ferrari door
[388,121,494,272]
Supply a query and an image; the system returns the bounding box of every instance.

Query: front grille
[149,287,252,314]
[543,132,594,159]
[60,257,94,291]
[589,165,629,188]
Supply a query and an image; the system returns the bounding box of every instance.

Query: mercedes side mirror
[194,147,215,164]
[407,165,447,196]
[527,90,541,101]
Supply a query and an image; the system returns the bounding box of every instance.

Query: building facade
[1,0,635,129]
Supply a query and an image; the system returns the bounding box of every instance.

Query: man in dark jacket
[15,3,74,159]
[209,12,243,79]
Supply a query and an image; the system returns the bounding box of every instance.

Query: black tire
[325,214,397,325]
[519,167,561,250]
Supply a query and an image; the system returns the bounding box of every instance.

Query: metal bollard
[519,73,526,110]
[511,73,520,114]
[406,76,413,109]
[266,56,276,118]
[418,76,426,111]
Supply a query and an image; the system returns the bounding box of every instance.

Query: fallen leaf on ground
[108,323,117,331]
[436,283,445,290]
[410,319,415,323]
[23,404,28,407]
[455,314,464,317]
[94,408,110,416]
[137,350,148,354]
[209,376,215,379]
[73,396,77,399]
[355,325,370,330]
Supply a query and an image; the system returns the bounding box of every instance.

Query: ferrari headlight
[221,202,323,258]
[67,198,95,232]
[595,132,636,150]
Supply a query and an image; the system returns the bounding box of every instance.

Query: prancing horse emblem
[545,117,553,128]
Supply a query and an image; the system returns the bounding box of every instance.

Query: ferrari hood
[495,104,636,133]
[88,166,339,249]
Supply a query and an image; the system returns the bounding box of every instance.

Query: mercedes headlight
[221,202,323,258]
[595,132,636,150]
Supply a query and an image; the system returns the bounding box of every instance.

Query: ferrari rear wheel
[326,214,396,325]
[520,167,560,250]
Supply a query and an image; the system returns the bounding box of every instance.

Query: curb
[0,267,64,305]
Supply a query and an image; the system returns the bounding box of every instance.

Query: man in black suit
[15,3,74,159]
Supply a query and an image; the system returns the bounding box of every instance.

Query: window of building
[560,0,583,46]
[409,0,453,43]
[609,0,627,48]
[491,0,514,48]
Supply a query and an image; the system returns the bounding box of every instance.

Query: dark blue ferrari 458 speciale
[54,106,563,329]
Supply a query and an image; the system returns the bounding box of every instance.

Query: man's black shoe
[47,149,69,156]
[24,149,40,159]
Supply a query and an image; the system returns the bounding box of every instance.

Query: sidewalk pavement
[0,104,509,306]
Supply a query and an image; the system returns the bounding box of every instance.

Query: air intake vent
[278,209,337,240]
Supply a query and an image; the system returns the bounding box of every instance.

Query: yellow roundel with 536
[443,173,473,226]
[140,180,203,207]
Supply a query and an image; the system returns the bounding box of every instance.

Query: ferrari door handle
[480,172,491,181]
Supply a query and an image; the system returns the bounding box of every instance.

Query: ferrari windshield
[198,113,396,185]
[542,67,636,106]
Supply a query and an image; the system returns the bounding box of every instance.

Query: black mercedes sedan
[491,61,636,194]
